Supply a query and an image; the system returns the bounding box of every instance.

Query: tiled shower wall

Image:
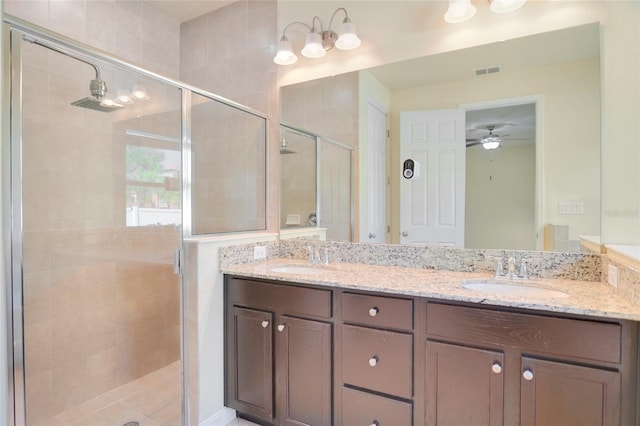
[180,0,280,235]
[5,0,182,422]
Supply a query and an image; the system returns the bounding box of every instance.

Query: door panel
[400,109,465,246]
[520,357,620,426]
[228,307,274,420]
[277,316,332,426]
[365,100,388,243]
[426,341,504,426]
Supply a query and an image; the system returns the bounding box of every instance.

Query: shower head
[280,137,296,154]
[70,96,123,112]
[22,34,123,113]
[70,78,123,112]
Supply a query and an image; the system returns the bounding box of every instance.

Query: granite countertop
[222,258,640,322]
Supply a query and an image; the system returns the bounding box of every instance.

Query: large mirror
[280,23,601,252]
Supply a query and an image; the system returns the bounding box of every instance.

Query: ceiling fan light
[482,141,500,150]
[444,0,477,23]
[489,0,526,13]
[301,31,326,58]
[274,36,298,65]
[335,18,361,50]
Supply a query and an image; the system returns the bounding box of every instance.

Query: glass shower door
[16,32,183,425]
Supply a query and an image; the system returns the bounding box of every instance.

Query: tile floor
[32,361,181,426]
[31,360,259,426]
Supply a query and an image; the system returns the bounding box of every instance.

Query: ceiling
[142,0,233,23]
[142,2,594,149]
[466,103,536,148]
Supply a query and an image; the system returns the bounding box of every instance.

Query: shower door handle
[173,249,182,274]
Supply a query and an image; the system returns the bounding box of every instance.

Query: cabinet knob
[491,362,502,374]
[368,356,378,367]
[523,369,534,381]
[261,321,269,328]
[277,324,285,332]
[368,307,379,317]
[370,421,379,426]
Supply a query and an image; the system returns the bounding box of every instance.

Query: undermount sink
[268,265,332,275]
[461,279,570,299]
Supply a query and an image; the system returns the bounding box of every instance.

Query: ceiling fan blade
[466,138,481,142]
[466,141,483,147]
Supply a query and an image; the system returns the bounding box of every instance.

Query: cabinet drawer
[342,387,412,426]
[426,303,621,364]
[342,292,413,331]
[227,277,332,318]
[342,325,413,399]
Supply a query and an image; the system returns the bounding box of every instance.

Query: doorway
[464,100,538,250]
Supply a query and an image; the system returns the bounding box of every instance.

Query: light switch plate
[607,264,618,288]
[254,245,267,260]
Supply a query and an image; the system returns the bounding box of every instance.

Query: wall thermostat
[403,159,420,179]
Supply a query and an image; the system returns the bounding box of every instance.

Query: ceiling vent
[474,66,502,76]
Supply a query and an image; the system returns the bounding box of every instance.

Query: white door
[400,109,466,246]
[365,100,388,243]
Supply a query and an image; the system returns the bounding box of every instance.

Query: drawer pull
[368,356,378,367]
[368,307,379,317]
[277,324,286,332]
[491,362,502,374]
[261,321,269,328]
[523,369,534,381]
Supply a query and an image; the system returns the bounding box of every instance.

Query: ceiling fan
[466,125,504,150]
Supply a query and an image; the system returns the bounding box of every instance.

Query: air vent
[474,66,502,76]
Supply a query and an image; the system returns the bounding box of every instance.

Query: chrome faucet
[307,246,329,265]
[492,256,533,280]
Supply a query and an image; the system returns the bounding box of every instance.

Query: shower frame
[1,14,269,426]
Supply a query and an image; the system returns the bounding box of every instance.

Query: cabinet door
[276,316,332,426]
[426,341,504,426]
[520,357,621,426]
[227,306,274,421]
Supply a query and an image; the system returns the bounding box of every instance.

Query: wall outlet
[254,245,267,260]
[607,264,618,288]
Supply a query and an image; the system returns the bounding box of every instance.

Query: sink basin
[268,265,331,275]
[461,279,570,299]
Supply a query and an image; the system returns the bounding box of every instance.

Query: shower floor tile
[33,361,181,426]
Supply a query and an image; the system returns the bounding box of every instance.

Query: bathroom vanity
[223,260,640,426]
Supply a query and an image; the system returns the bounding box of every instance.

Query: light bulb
[116,89,134,104]
[273,36,298,65]
[131,84,149,101]
[335,19,361,50]
[444,0,477,23]
[301,31,326,59]
[490,0,526,13]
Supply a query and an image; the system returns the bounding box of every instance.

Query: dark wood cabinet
[227,306,274,421]
[425,302,636,426]
[425,341,504,426]
[520,357,621,426]
[276,316,332,426]
[225,277,333,426]
[225,276,637,426]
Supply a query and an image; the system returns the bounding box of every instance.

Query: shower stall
[3,16,267,426]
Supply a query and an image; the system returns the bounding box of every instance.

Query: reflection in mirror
[279,125,354,242]
[280,23,600,252]
[280,126,317,229]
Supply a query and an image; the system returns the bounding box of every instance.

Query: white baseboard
[199,406,236,426]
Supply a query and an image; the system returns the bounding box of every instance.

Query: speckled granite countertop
[222,258,640,322]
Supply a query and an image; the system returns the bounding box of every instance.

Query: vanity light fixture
[444,0,477,24]
[489,0,527,13]
[445,0,526,23]
[274,7,361,66]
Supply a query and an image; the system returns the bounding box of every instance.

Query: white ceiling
[142,1,597,148]
[142,0,233,23]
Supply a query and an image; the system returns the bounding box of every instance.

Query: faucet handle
[487,255,505,278]
[519,260,529,280]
